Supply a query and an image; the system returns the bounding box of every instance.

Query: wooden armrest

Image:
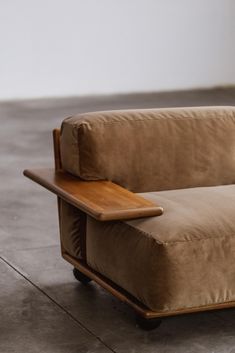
[23,168,163,221]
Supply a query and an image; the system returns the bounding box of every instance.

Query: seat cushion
[86,185,235,313]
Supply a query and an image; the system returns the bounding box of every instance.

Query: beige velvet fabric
[86,185,235,312]
[59,200,86,259]
[60,106,235,192]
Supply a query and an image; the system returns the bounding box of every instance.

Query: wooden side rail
[23,168,163,221]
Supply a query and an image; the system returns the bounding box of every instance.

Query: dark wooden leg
[73,267,92,284]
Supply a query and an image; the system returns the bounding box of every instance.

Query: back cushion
[60,106,235,192]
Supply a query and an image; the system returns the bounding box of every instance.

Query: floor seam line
[0,244,60,252]
[0,255,117,353]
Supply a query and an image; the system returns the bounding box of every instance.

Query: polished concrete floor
[1,88,235,353]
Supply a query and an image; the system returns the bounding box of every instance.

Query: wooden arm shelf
[23,168,163,221]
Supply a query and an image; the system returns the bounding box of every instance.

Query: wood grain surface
[23,168,163,221]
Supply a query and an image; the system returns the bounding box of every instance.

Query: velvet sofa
[24,106,235,329]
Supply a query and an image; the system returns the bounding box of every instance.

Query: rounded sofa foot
[73,268,92,284]
[136,315,162,331]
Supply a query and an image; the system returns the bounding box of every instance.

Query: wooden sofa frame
[24,129,235,329]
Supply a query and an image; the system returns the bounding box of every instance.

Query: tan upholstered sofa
[24,106,235,329]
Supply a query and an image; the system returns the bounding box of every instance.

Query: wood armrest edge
[23,168,163,221]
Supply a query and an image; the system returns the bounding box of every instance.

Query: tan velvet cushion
[60,106,235,192]
[59,200,86,260]
[86,184,235,312]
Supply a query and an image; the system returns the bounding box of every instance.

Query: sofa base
[62,251,235,320]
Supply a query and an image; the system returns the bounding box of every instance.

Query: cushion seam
[124,221,235,246]
[164,233,235,245]
[70,112,235,129]
[121,221,164,245]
